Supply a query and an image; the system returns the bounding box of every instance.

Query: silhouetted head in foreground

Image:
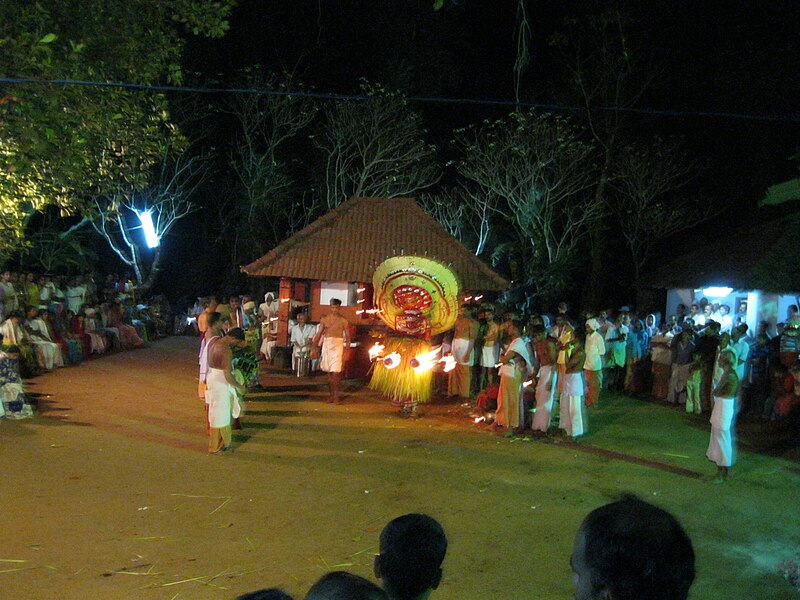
[571,494,695,600]
[374,513,447,600]
[305,571,387,600]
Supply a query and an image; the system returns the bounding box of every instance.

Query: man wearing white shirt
[584,318,606,406]
[290,312,316,375]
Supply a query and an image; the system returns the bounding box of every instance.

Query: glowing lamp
[136,210,159,248]
[702,287,733,297]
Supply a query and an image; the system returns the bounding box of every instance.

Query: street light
[136,209,159,248]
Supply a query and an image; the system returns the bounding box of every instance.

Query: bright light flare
[523,380,533,387]
[410,346,442,373]
[702,287,733,297]
[368,342,385,361]
[474,416,485,423]
[280,298,290,303]
[136,210,159,248]
[383,353,401,369]
[440,354,456,373]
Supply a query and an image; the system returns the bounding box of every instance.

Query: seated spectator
[374,513,447,600]
[0,345,35,419]
[570,494,695,600]
[24,306,64,370]
[107,300,145,349]
[236,589,293,600]
[305,571,387,600]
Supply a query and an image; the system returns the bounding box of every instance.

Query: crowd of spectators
[0,270,171,419]
[450,299,800,450]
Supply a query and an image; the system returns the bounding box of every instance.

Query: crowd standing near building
[453,297,800,482]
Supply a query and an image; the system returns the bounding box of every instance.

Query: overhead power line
[1,76,798,123]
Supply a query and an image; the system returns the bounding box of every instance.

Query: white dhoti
[205,368,235,428]
[707,396,736,467]
[480,343,499,368]
[533,365,557,432]
[559,371,585,437]
[260,338,276,361]
[320,338,345,373]
[452,338,474,365]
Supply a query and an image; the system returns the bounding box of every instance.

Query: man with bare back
[205,327,246,453]
[313,299,350,403]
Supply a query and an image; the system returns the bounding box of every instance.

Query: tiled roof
[639,213,800,292]
[240,197,508,291]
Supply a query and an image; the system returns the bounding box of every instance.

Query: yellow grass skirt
[369,337,434,405]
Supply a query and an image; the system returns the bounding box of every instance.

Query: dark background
[153,0,799,308]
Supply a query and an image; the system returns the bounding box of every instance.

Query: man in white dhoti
[531,325,557,434]
[706,351,738,482]
[560,335,587,438]
[448,304,478,399]
[313,299,350,403]
[205,327,246,454]
[479,308,500,387]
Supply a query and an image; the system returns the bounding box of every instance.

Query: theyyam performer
[368,256,460,417]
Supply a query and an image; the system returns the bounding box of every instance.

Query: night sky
[161,0,799,304]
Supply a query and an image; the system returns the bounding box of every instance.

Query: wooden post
[278,277,292,345]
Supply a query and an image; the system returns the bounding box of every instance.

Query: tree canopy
[0,0,235,260]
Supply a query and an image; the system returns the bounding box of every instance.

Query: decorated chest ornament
[368,256,461,405]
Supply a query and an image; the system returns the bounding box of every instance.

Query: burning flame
[410,346,442,373]
[383,353,401,369]
[474,416,486,423]
[368,342,385,361]
[523,380,533,387]
[440,354,456,373]
[280,298,290,303]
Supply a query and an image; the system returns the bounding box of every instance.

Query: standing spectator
[65,276,87,315]
[447,304,479,399]
[583,318,605,407]
[494,320,531,433]
[667,330,695,405]
[479,306,500,387]
[532,325,558,434]
[707,351,739,482]
[560,335,586,439]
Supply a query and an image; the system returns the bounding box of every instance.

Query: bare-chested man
[205,327,246,453]
[532,325,558,434]
[448,304,479,399]
[313,298,350,403]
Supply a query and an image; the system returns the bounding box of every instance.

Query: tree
[611,138,704,282]
[313,81,441,211]
[221,71,319,267]
[0,0,235,261]
[454,111,600,303]
[548,7,658,305]
[90,151,203,294]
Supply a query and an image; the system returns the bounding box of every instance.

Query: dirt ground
[1,336,799,600]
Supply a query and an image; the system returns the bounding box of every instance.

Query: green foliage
[0,0,234,261]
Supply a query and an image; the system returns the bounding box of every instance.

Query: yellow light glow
[383,352,401,369]
[368,342,385,361]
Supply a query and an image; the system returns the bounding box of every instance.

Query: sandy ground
[1,336,799,600]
